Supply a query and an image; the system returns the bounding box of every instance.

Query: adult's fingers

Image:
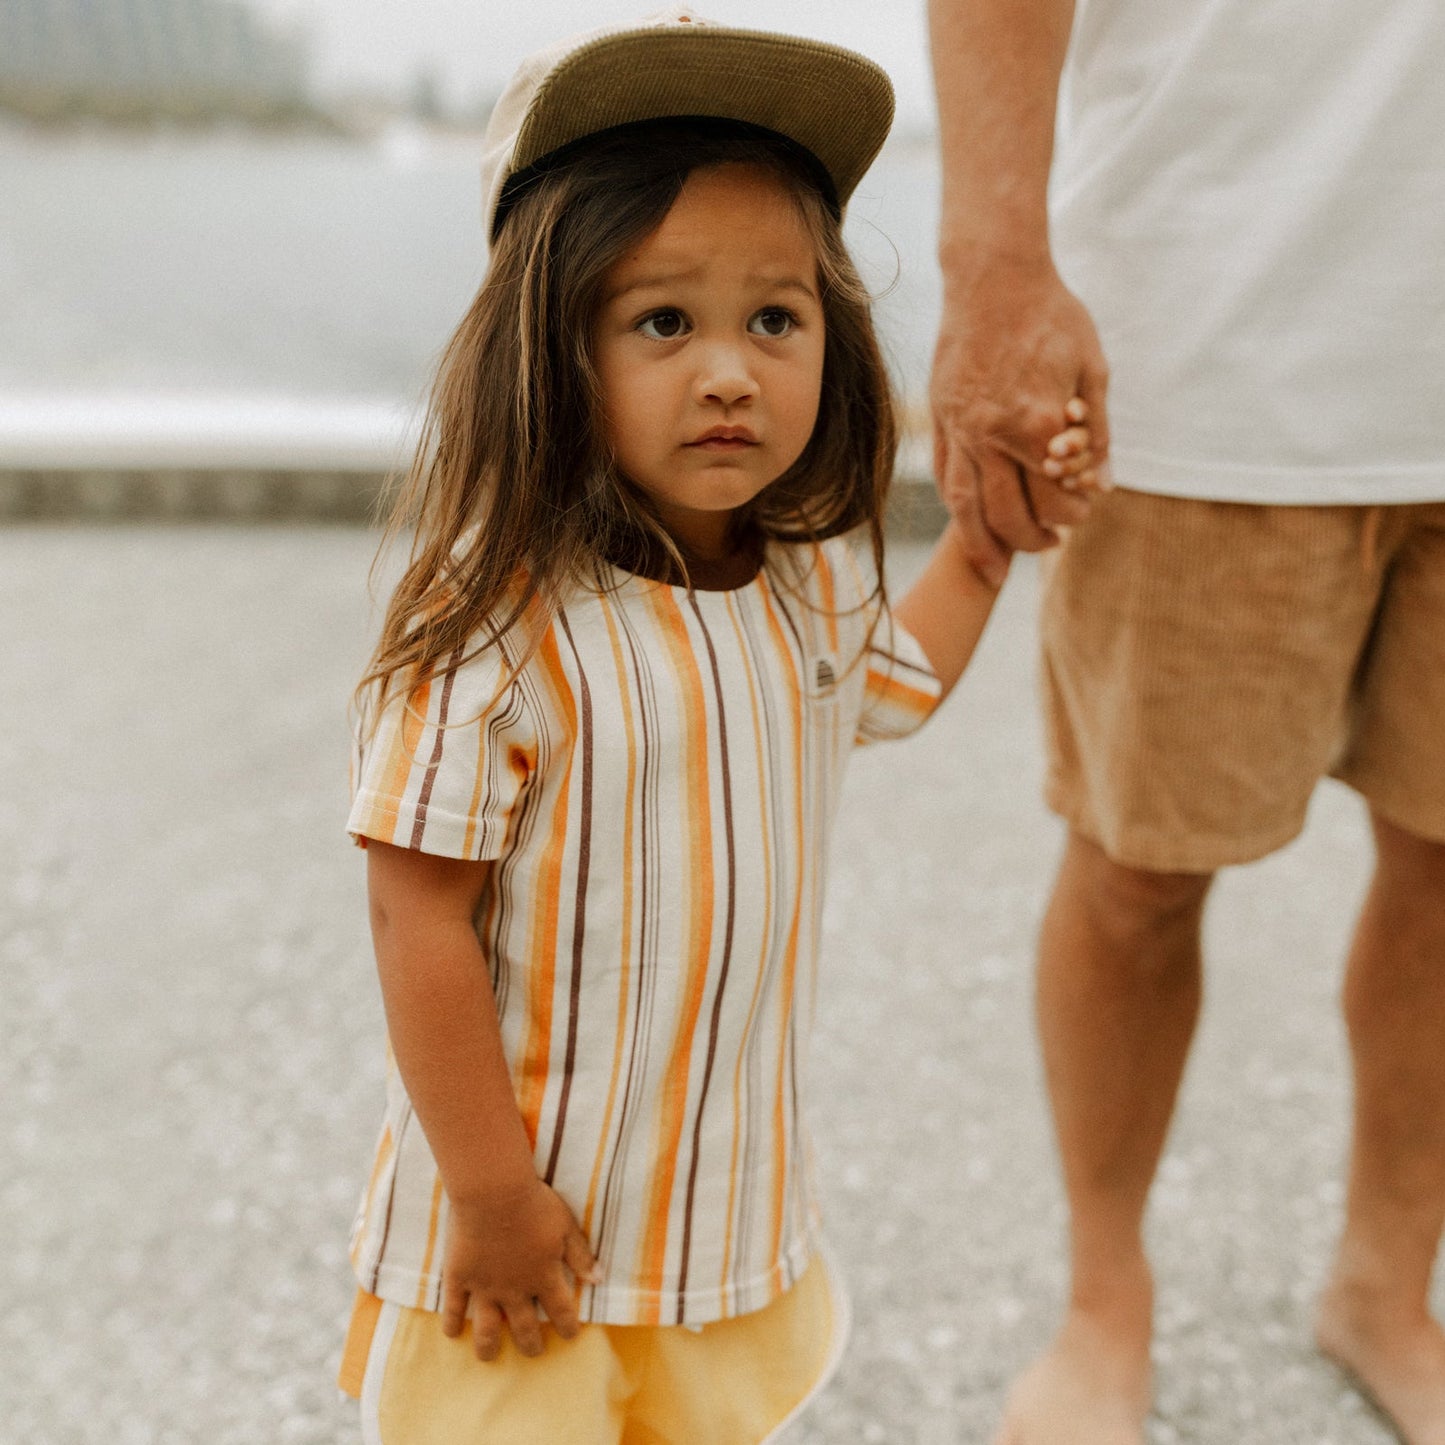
[977,450,1058,555]
[1025,473,1092,531]
[1012,399,1078,472]
[950,464,1013,585]
[933,435,1012,585]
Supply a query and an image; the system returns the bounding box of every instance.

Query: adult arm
[367,840,598,1359]
[928,0,1110,584]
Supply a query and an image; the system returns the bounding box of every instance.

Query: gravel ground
[2,525,1431,1444]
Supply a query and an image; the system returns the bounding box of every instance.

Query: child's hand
[440,1174,601,1361]
[1041,397,1109,493]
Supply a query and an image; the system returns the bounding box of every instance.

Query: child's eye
[638,309,689,340]
[748,308,798,338]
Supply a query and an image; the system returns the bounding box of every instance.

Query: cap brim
[512,27,894,212]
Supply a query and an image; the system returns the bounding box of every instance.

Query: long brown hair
[358,117,896,721]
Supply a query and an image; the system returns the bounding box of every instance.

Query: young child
[337,11,1095,1442]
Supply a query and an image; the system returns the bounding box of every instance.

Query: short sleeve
[855,605,943,743]
[347,648,536,860]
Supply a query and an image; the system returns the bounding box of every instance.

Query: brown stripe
[409,648,463,849]
[543,609,593,1186]
[868,643,936,682]
[675,597,738,1319]
[471,670,528,856]
[771,582,807,670]
[635,586,715,1312]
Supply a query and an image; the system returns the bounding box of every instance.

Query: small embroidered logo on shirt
[814,657,837,693]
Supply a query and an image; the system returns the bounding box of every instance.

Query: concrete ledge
[886,476,949,536]
[0,467,949,534]
[0,468,392,523]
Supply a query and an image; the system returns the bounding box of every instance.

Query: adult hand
[440,1174,600,1361]
[930,254,1110,584]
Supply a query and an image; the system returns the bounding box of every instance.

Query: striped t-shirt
[347,536,941,1327]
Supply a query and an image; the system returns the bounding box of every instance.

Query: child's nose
[694,344,756,406]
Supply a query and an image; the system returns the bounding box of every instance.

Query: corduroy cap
[480,7,894,240]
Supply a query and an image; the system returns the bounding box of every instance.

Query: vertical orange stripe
[817,544,839,655]
[582,594,638,1236]
[514,629,576,1147]
[367,678,431,841]
[336,1289,384,1399]
[414,1173,447,1306]
[719,593,774,1290]
[636,588,715,1319]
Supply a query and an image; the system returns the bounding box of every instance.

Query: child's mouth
[688,427,758,450]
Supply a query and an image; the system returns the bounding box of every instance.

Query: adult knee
[1066,832,1214,954]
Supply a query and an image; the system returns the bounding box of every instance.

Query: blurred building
[0,0,317,123]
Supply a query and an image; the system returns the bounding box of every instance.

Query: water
[0,125,942,422]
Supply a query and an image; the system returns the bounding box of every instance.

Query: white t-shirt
[1051,0,1445,503]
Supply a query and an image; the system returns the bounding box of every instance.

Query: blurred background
[0,0,942,517]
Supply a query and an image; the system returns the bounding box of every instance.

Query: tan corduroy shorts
[1041,490,1445,874]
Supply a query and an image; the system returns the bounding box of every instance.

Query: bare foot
[993,1311,1152,1445]
[1317,1284,1445,1445]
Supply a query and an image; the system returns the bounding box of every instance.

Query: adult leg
[1317,812,1445,1445]
[1018,491,1386,1443]
[995,830,1212,1445]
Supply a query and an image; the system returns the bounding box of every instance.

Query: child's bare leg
[1317,812,1445,1445]
[995,831,1210,1445]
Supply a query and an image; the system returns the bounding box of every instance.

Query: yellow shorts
[1041,490,1445,872]
[338,1253,846,1445]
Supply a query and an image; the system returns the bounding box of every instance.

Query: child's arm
[894,408,1097,694]
[366,840,599,1361]
[891,519,1005,695]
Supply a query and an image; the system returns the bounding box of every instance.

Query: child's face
[593,162,826,561]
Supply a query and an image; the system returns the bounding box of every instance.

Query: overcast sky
[250,0,939,130]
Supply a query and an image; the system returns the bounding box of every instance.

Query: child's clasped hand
[1042,396,1108,493]
[441,1173,602,1360]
